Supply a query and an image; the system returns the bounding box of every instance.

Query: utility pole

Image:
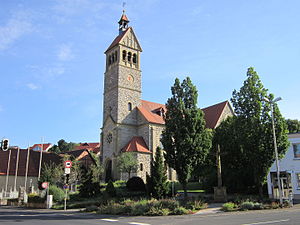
[38,137,44,180]
[5,149,12,195]
[24,144,31,192]
[13,147,20,191]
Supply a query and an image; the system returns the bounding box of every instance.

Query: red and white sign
[41,182,49,189]
[64,160,72,168]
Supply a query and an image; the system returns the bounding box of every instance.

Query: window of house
[128,102,132,111]
[140,163,143,171]
[296,173,300,189]
[133,53,137,63]
[127,52,132,62]
[122,50,126,60]
[293,143,300,158]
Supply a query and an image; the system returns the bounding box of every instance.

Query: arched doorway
[105,159,113,183]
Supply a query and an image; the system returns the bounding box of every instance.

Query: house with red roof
[30,143,53,152]
[101,11,234,182]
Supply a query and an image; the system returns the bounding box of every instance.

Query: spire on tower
[118,9,129,35]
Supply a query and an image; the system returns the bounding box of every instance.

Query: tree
[89,152,104,183]
[286,119,300,134]
[40,162,63,185]
[161,77,212,200]
[79,165,101,197]
[117,152,138,179]
[151,147,169,199]
[48,139,77,153]
[216,67,289,196]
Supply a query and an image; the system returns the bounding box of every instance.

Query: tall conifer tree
[162,77,212,200]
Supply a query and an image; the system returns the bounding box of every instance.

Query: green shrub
[173,207,189,215]
[28,193,45,203]
[105,180,117,197]
[49,185,65,202]
[222,202,237,212]
[240,201,254,210]
[160,199,179,211]
[184,200,206,210]
[126,177,146,192]
[253,202,263,210]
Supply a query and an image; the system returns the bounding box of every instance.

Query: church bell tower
[101,11,143,181]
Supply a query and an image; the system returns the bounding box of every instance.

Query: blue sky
[1,0,299,148]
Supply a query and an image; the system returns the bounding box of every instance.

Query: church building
[101,12,234,182]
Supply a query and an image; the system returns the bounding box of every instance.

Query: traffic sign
[64,160,72,168]
[63,184,69,190]
[41,182,49,189]
[64,167,70,174]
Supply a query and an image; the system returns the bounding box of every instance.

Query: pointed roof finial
[118,2,129,34]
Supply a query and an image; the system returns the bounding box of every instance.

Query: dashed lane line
[128,223,151,225]
[101,219,119,222]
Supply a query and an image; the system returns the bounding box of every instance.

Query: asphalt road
[0,206,300,225]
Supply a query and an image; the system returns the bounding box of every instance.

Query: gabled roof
[105,27,142,53]
[137,99,232,129]
[30,143,52,151]
[105,28,129,53]
[74,142,101,154]
[202,100,231,129]
[137,100,166,125]
[122,136,151,154]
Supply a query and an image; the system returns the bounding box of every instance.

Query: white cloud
[57,44,74,61]
[0,11,33,51]
[26,83,39,90]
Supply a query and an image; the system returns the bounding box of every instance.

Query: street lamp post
[265,96,283,205]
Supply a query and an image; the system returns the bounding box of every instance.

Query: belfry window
[127,52,132,62]
[111,54,115,63]
[108,55,112,65]
[128,102,132,111]
[122,50,126,60]
[140,163,143,171]
[133,53,137,63]
[114,51,118,62]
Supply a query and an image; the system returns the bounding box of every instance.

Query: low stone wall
[26,202,47,209]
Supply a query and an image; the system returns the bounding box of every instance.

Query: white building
[267,133,300,200]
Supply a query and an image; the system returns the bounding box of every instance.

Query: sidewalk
[195,203,223,215]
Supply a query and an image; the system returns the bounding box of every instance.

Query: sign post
[64,160,72,211]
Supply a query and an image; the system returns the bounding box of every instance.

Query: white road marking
[128,222,151,225]
[101,219,119,222]
[242,219,290,225]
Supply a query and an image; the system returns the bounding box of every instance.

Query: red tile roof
[122,136,151,154]
[74,142,101,154]
[138,100,231,129]
[202,100,229,129]
[137,100,166,124]
[105,28,129,53]
[30,143,52,151]
[119,14,129,22]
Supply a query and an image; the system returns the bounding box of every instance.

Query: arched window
[114,51,118,62]
[128,102,132,111]
[140,163,143,171]
[133,53,137,63]
[122,50,126,61]
[127,52,132,62]
[112,54,115,63]
[108,55,112,65]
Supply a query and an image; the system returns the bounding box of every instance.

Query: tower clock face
[127,75,134,83]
